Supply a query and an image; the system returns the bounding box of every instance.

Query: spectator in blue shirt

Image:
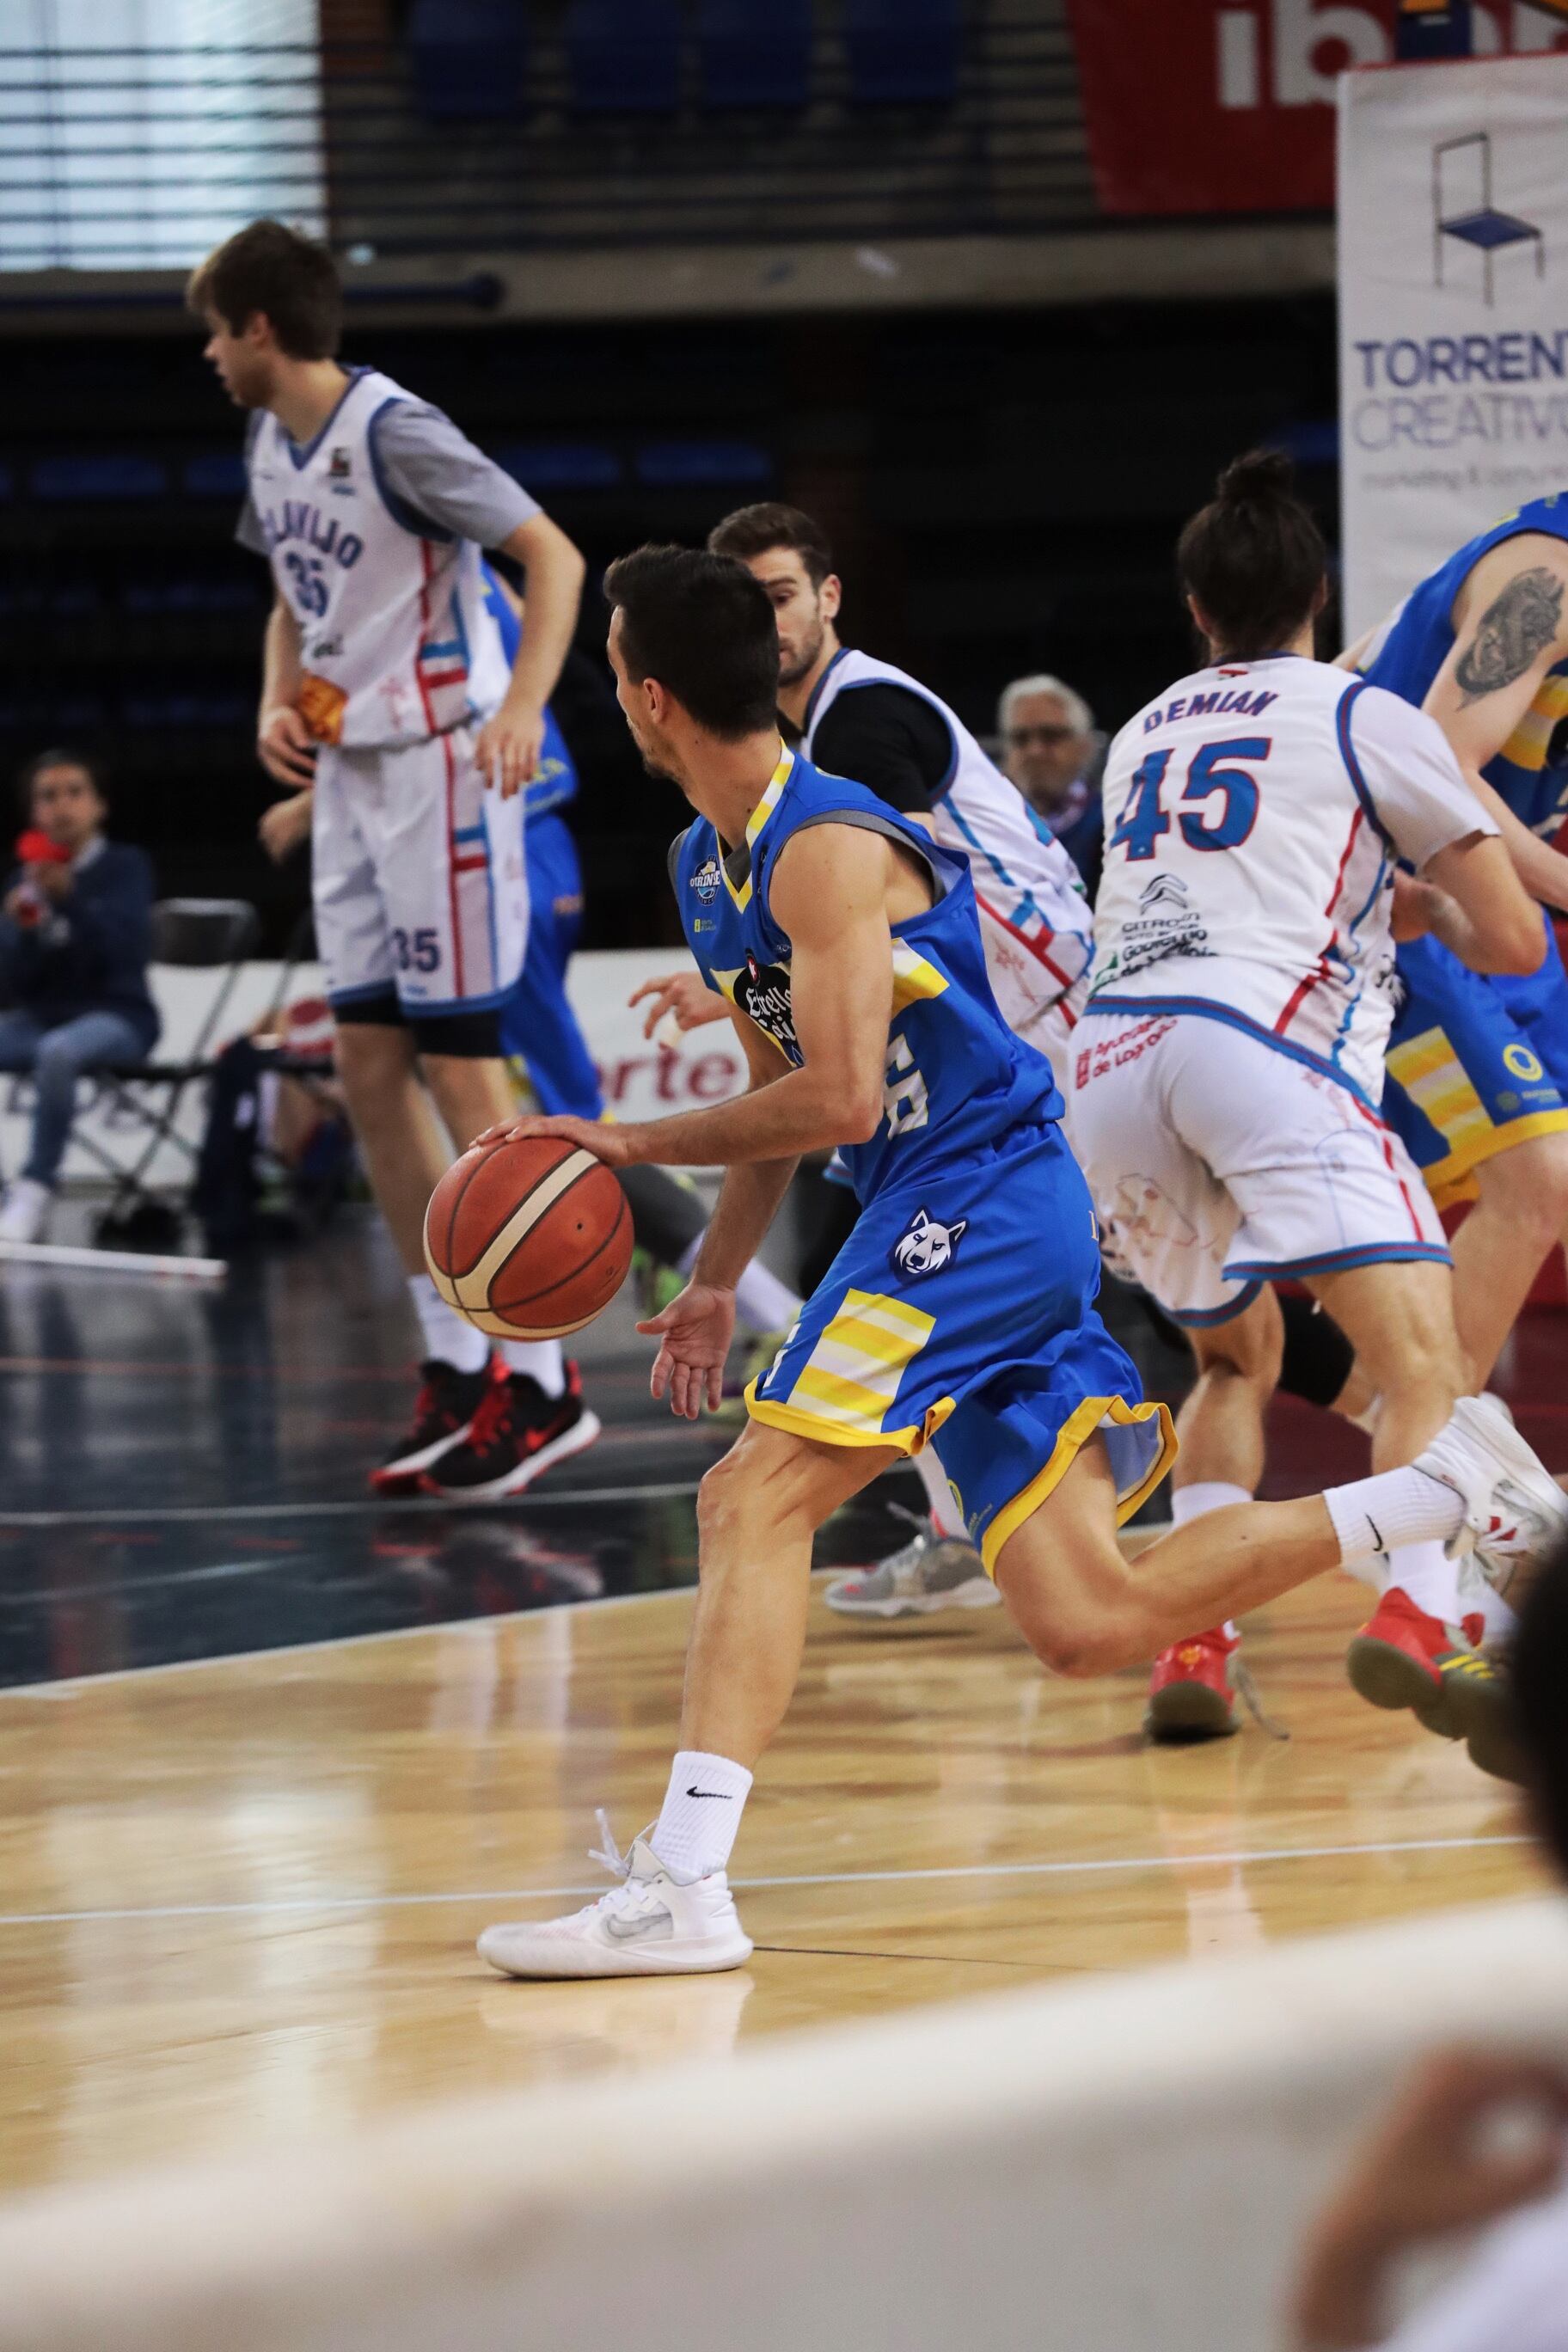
[997,672,1106,903]
[0,750,159,1242]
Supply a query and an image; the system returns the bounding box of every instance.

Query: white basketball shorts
[312,726,528,1016]
[1069,1008,1449,1326]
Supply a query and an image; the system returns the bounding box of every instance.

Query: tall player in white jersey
[189,221,595,1497]
[1074,453,1547,1768]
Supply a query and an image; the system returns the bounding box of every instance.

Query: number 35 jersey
[244,367,511,750]
[671,744,1060,1204]
[1086,654,1493,1104]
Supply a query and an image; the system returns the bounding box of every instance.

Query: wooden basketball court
[2,1565,1542,2201]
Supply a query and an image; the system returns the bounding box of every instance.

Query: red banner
[1063,0,1567,216]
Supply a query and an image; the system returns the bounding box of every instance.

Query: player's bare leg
[333,1022,450,1273]
[1443,1133,1568,1388]
[1147,1289,1283,1740]
[478,1420,888,1978]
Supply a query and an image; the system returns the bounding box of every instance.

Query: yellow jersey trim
[1420,1106,1568,1210]
[720,740,794,914]
[978,1394,1178,1577]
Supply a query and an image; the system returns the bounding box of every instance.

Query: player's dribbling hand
[257,704,319,789]
[638,1282,736,1419]
[629,971,732,1041]
[474,701,544,798]
[475,1112,634,1168]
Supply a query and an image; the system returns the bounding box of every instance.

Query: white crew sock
[1324,1465,1465,1567]
[1381,1538,1462,1622]
[499,1338,566,1396]
[407,1272,488,1375]
[652,1749,754,1879]
[1172,1482,1250,1638]
[1472,1583,1520,1647]
[913,1444,968,1540]
[677,1234,801,1338]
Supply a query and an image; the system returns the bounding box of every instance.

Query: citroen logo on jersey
[1138,873,1190,911]
[690,854,721,904]
[891,1207,967,1278]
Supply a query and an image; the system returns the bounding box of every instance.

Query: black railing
[0,5,1095,271]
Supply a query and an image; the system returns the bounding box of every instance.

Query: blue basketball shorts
[744,1114,1175,1574]
[498,812,604,1121]
[1384,921,1568,1209]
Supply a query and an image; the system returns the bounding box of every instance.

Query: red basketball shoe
[421,1362,601,1501]
[1344,1586,1504,1752]
[1145,1626,1240,1741]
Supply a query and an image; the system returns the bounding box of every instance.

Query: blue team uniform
[482,566,603,1118]
[673,743,1174,1571]
[1364,494,1568,1204]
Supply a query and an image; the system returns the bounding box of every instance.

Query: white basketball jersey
[801,648,1093,1003]
[245,368,511,750]
[1087,654,1491,1102]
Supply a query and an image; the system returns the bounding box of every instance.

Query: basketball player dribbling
[190,219,597,1498]
[472,547,1564,1978]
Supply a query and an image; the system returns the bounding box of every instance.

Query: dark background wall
[0,292,1338,951]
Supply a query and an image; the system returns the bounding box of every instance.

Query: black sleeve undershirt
[806,684,954,815]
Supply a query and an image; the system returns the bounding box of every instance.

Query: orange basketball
[423,1136,633,1340]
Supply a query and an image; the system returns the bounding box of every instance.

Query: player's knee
[1194,1286,1284,1393]
[1481,1132,1568,1238]
[695,1448,756,1558]
[333,1020,412,1107]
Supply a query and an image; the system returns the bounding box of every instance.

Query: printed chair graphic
[1434,132,1544,307]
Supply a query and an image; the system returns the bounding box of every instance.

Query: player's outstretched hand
[473,1112,634,1168]
[474,700,544,798]
[638,1281,736,1419]
[629,971,731,1041]
[257,704,318,788]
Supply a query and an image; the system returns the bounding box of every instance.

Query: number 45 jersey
[672,744,1060,1204]
[1087,653,1494,1106]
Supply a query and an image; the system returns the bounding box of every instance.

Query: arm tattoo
[1455,566,1565,703]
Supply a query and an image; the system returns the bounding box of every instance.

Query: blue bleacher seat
[31,456,168,501]
[408,0,529,121]
[493,443,622,491]
[844,0,959,103]
[183,453,248,499]
[635,441,772,488]
[699,0,812,108]
[565,0,681,112]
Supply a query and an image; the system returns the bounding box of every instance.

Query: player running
[190,219,592,1498]
[474,545,1563,1976]
[1072,452,1547,1769]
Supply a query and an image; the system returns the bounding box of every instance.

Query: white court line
[0,1480,703,1528]
[0,1834,1532,1930]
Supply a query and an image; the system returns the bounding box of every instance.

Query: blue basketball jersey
[481,562,578,818]
[671,744,1060,1204]
[1363,492,1568,842]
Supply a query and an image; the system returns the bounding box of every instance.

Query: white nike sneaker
[478,1816,753,1980]
[1414,1394,1568,1602]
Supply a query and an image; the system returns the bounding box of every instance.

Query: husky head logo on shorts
[690,855,721,904]
[891,1206,966,1278]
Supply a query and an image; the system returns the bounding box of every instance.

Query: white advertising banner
[1338,52,1568,640]
[0,948,744,1195]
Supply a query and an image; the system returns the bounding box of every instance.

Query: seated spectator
[1291,1537,1568,2349]
[0,749,159,1242]
[997,672,1106,899]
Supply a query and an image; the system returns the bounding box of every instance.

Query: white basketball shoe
[1415,1395,1568,1599]
[478,1815,753,1980]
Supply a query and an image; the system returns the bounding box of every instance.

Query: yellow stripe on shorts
[1386,1025,1492,1157]
[1500,673,1568,774]
[784,1287,935,1435]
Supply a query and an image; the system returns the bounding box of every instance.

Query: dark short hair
[1176,450,1327,664]
[1510,1534,1568,1880]
[707,502,835,591]
[18,745,105,817]
[604,545,781,740]
[186,219,343,361]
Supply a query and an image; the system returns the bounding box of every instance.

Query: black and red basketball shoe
[370,1357,498,1495]
[420,1362,601,1501]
